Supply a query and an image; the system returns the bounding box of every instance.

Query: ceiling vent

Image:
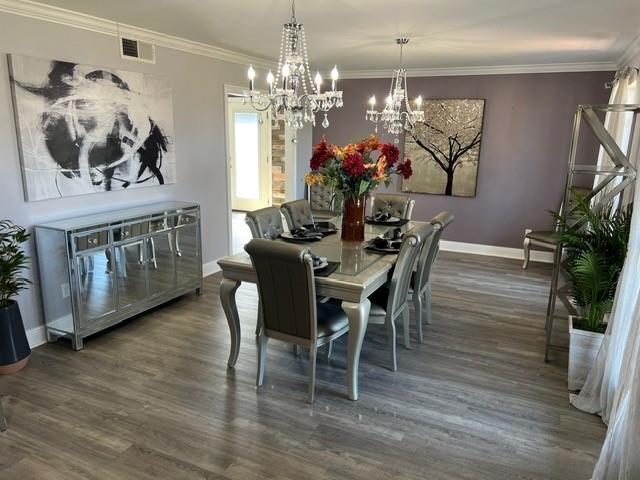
[120,37,155,64]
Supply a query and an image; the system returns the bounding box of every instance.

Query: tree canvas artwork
[8,54,175,201]
[403,99,484,197]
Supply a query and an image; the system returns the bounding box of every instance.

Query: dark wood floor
[0,252,605,479]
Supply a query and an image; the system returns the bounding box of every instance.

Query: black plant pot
[0,300,31,374]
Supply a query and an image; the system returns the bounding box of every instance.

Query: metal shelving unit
[544,104,639,362]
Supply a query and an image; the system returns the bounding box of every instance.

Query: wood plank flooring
[0,252,605,479]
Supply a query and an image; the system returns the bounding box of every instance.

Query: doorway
[227,98,272,212]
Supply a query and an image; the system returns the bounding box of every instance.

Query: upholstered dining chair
[280,199,315,231]
[367,223,433,371]
[245,239,350,403]
[245,206,284,240]
[410,212,454,344]
[308,184,339,220]
[370,193,415,220]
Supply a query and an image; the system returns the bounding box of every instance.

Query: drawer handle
[89,238,98,245]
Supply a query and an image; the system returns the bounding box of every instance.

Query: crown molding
[618,33,640,67]
[340,61,617,79]
[0,0,621,77]
[0,0,274,69]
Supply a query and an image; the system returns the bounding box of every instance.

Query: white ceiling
[32,0,640,72]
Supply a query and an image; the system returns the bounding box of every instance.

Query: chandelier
[244,0,343,131]
[365,38,424,137]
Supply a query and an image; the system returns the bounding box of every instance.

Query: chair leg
[386,316,397,372]
[254,299,262,338]
[522,237,531,269]
[326,341,333,362]
[424,284,433,325]
[412,292,423,343]
[402,308,410,349]
[0,397,7,432]
[308,345,317,403]
[256,334,268,387]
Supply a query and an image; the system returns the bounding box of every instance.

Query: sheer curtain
[591,68,639,207]
[569,68,640,478]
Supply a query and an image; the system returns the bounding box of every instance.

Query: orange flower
[305,172,324,185]
[373,156,388,181]
[356,134,380,153]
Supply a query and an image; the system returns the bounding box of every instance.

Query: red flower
[381,143,400,165]
[310,136,333,171]
[397,159,412,179]
[343,152,366,177]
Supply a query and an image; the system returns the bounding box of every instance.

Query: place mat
[364,238,402,254]
[280,232,322,243]
[365,217,409,227]
[303,222,338,237]
[314,261,340,277]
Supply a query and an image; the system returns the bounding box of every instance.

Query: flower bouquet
[306,135,412,241]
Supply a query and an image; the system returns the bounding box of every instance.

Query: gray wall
[313,72,613,248]
[0,12,248,330]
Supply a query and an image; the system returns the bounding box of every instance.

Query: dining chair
[367,223,433,371]
[308,184,337,220]
[245,206,284,240]
[245,239,350,403]
[410,211,454,344]
[370,193,415,220]
[280,199,315,231]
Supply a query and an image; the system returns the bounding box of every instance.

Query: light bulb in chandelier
[282,64,290,77]
[314,71,322,93]
[331,65,339,91]
[415,95,423,109]
[247,64,256,90]
[266,70,274,94]
[386,95,393,105]
[369,95,376,108]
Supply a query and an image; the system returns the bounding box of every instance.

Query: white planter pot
[568,315,604,391]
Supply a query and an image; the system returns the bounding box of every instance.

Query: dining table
[217,218,424,401]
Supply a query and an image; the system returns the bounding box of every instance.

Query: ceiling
[34,0,640,72]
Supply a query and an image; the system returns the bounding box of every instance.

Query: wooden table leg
[342,299,371,401]
[220,278,241,368]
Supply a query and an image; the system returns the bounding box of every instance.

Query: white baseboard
[439,240,554,263]
[203,259,221,277]
[26,325,47,349]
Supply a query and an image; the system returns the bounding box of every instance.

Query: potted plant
[0,220,32,374]
[305,135,413,241]
[555,194,632,391]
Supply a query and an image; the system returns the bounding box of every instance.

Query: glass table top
[225,220,420,277]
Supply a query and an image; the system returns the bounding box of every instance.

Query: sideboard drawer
[74,231,109,251]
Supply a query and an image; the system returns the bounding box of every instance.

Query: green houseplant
[0,220,32,374]
[554,193,632,390]
[556,194,632,331]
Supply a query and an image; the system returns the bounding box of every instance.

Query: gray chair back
[309,184,333,212]
[245,207,284,240]
[371,193,415,220]
[281,199,315,230]
[386,223,434,316]
[245,239,317,341]
[414,212,454,292]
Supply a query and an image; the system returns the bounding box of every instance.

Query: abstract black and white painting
[8,54,175,201]
[403,99,484,197]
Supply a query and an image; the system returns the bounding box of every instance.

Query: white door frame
[227,98,272,211]
[223,84,298,255]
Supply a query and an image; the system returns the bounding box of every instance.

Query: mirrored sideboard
[35,201,203,350]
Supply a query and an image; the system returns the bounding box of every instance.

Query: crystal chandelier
[366,38,424,137]
[244,0,343,131]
